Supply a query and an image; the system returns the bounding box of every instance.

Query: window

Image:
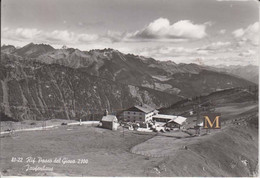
[128,112,130,114]
[139,117,142,120]
[139,113,142,115]
[134,112,135,115]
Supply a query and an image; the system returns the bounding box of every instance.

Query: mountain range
[209,64,258,84]
[0,43,258,121]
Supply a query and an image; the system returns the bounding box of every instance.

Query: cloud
[15,28,42,39]
[129,18,208,40]
[232,29,244,38]
[102,31,126,43]
[45,30,76,42]
[2,27,100,45]
[133,45,213,61]
[200,41,231,51]
[2,18,210,46]
[232,22,259,46]
[44,30,99,44]
[2,27,42,40]
[130,38,258,65]
[78,33,99,42]
[238,49,256,57]
[219,29,226,34]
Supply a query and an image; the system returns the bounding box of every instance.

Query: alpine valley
[0,43,258,121]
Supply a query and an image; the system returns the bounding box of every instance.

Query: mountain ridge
[208,64,259,84]
[0,43,257,121]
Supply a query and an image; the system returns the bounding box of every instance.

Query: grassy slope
[142,113,258,176]
[132,95,258,176]
[0,125,160,176]
[1,107,257,176]
[160,88,257,116]
[0,87,258,176]
[130,87,259,176]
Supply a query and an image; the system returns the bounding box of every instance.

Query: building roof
[153,114,187,125]
[101,115,118,122]
[168,116,187,125]
[196,122,203,126]
[126,104,156,113]
[153,114,177,120]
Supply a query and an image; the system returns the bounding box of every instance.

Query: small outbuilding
[101,115,118,131]
[164,116,187,129]
[152,114,176,123]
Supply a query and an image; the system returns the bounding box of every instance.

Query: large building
[122,104,159,123]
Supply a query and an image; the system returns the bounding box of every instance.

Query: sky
[1,0,259,66]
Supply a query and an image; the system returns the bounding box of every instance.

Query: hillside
[0,48,258,176]
[0,92,258,176]
[1,45,16,54]
[144,112,258,176]
[37,48,256,97]
[13,43,55,58]
[159,87,258,116]
[210,65,259,84]
[0,43,257,121]
[132,88,258,176]
[0,52,180,121]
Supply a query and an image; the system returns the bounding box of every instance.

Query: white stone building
[122,104,158,123]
